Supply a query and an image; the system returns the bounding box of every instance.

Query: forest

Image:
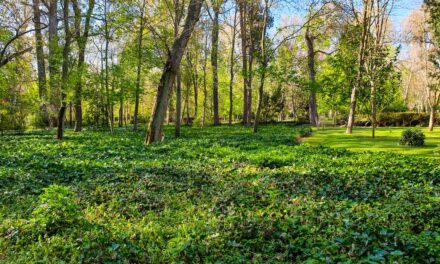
[0,0,439,262]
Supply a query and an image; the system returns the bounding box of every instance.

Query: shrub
[399,129,425,146]
[32,184,81,233]
[298,126,312,137]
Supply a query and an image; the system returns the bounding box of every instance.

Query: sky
[390,0,423,26]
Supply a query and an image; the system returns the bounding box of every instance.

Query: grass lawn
[0,124,439,263]
[303,126,440,157]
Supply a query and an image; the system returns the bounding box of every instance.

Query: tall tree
[32,0,47,100]
[72,0,95,132]
[211,0,223,125]
[57,0,72,140]
[346,0,373,134]
[133,0,147,131]
[145,0,203,144]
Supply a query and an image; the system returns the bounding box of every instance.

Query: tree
[72,0,95,132]
[210,0,223,125]
[145,0,203,144]
[346,0,374,134]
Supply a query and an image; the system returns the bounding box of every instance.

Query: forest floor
[304,126,440,157]
[0,123,439,263]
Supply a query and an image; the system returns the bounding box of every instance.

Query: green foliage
[32,185,81,233]
[400,129,425,146]
[354,112,440,127]
[0,124,439,263]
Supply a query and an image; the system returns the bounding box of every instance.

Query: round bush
[399,128,425,146]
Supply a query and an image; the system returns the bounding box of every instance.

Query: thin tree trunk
[253,0,269,133]
[175,72,182,137]
[211,3,221,125]
[346,0,371,134]
[239,2,249,125]
[146,0,203,144]
[72,0,95,132]
[57,0,71,140]
[33,0,47,100]
[429,107,435,132]
[202,32,208,127]
[133,0,146,131]
[229,8,237,125]
[48,0,59,117]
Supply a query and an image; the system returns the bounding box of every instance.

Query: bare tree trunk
[48,0,59,118]
[229,8,237,125]
[175,72,182,137]
[72,0,95,132]
[211,3,221,125]
[346,0,371,134]
[253,0,269,133]
[57,0,71,140]
[133,0,146,131]
[146,0,203,144]
[33,0,47,100]
[202,32,208,127]
[239,2,249,125]
[305,28,318,126]
[429,107,435,132]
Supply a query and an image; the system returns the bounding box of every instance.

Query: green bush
[32,185,81,233]
[352,112,439,127]
[399,129,425,146]
[298,126,312,137]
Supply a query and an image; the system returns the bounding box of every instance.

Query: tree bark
[175,72,182,137]
[72,0,95,132]
[211,2,221,125]
[133,0,146,131]
[429,107,435,132]
[33,0,47,100]
[239,2,250,125]
[346,0,371,134]
[48,0,60,114]
[146,0,203,144]
[229,8,238,125]
[305,28,318,126]
[57,0,72,140]
[253,0,269,133]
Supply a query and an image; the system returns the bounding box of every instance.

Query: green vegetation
[304,127,440,157]
[1,124,439,263]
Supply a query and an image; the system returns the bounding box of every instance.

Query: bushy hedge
[351,112,439,127]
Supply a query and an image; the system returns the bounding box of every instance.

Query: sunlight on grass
[304,127,440,157]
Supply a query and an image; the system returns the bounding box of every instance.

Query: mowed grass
[304,126,440,157]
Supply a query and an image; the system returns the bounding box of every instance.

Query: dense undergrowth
[0,124,439,263]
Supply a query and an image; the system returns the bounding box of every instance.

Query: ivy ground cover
[0,124,439,263]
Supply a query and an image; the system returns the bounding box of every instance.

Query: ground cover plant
[0,123,439,263]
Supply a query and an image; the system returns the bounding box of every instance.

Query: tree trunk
[239,2,249,125]
[48,0,59,116]
[146,0,203,144]
[229,8,237,125]
[202,33,208,127]
[133,0,145,131]
[33,0,47,100]
[57,0,71,140]
[212,4,221,125]
[346,0,371,134]
[253,0,269,133]
[175,71,182,137]
[72,0,95,132]
[429,107,435,132]
[305,28,318,126]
